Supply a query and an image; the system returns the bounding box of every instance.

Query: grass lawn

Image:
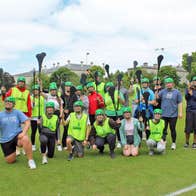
[0,99,196,196]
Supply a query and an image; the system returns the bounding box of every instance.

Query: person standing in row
[184,76,196,148]
[157,78,182,150]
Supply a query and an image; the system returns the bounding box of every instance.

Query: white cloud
[1,0,196,74]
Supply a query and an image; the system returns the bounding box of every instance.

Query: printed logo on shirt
[166,92,173,99]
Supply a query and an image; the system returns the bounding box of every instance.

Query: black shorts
[126,135,134,145]
[185,111,196,134]
[1,134,19,157]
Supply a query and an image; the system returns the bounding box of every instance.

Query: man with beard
[89,109,118,159]
[157,78,182,150]
[184,76,196,148]
[0,96,36,169]
[38,102,59,164]
[4,76,32,155]
[146,109,166,156]
[63,101,91,161]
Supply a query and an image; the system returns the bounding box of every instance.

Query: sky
[1,0,196,75]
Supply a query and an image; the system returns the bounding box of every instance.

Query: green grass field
[0,99,196,196]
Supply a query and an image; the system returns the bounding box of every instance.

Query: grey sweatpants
[146,139,165,153]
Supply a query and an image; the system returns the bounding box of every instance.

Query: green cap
[105,82,114,88]
[17,76,26,83]
[153,76,160,81]
[164,77,174,83]
[86,82,94,89]
[97,71,102,76]
[46,102,55,108]
[76,85,83,91]
[65,81,72,86]
[154,108,162,114]
[192,76,196,81]
[73,100,83,107]
[5,96,15,103]
[122,107,132,113]
[95,109,104,116]
[49,82,57,90]
[141,78,149,83]
[32,84,39,90]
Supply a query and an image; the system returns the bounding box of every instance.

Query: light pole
[86,52,90,66]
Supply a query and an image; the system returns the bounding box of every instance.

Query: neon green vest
[149,119,165,141]
[11,87,29,112]
[128,83,140,106]
[31,96,45,117]
[93,82,105,97]
[68,112,87,141]
[42,114,58,132]
[94,118,115,138]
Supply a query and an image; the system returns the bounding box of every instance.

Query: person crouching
[63,101,91,161]
[38,102,59,164]
[146,109,166,155]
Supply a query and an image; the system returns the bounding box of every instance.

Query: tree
[159,66,180,85]
[0,68,15,90]
[50,67,80,87]
[182,52,196,80]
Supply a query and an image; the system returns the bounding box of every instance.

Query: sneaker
[57,145,62,151]
[32,145,36,151]
[28,159,36,169]
[192,143,196,149]
[110,151,115,159]
[16,149,21,156]
[171,143,176,150]
[184,143,189,148]
[149,150,154,156]
[117,142,122,148]
[67,153,73,161]
[42,156,48,164]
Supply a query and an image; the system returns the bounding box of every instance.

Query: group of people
[0,72,196,169]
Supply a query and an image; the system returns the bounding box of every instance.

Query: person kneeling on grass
[0,96,36,169]
[89,109,119,159]
[62,100,91,161]
[38,102,59,164]
[146,109,167,156]
[119,107,144,157]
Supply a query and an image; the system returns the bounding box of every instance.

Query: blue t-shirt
[0,109,28,143]
[158,88,182,117]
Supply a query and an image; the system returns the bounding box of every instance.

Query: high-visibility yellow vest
[42,114,58,132]
[11,87,29,112]
[68,112,87,141]
[94,118,115,138]
[31,96,45,117]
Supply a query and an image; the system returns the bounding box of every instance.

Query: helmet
[49,82,57,90]
[141,78,149,83]
[17,76,26,83]
[46,102,55,108]
[64,81,72,86]
[95,109,104,116]
[192,76,196,81]
[122,107,131,113]
[105,82,114,88]
[153,76,160,81]
[76,85,83,91]
[5,96,15,103]
[86,82,94,89]
[164,77,174,83]
[73,100,83,107]
[154,108,162,114]
[32,84,39,90]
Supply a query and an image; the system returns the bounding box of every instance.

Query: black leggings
[31,120,39,145]
[40,133,56,158]
[62,125,68,148]
[162,117,178,143]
